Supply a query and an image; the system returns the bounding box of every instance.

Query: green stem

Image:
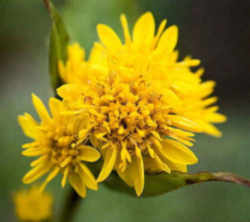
[59,188,82,222]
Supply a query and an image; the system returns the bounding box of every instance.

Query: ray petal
[117,149,145,196]
[134,148,145,196]
[68,172,87,198]
[18,113,39,139]
[97,24,122,51]
[23,162,52,184]
[79,163,98,190]
[32,93,51,123]
[120,14,131,44]
[40,167,60,191]
[61,167,69,187]
[133,12,155,48]
[78,145,100,162]
[97,146,117,182]
[49,97,63,118]
[153,19,167,47]
[157,25,178,54]
[22,148,48,157]
[161,139,198,164]
[165,159,187,173]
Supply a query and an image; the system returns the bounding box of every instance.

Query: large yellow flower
[13,186,53,221]
[18,94,100,197]
[58,12,226,196]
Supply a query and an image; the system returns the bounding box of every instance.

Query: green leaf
[46,0,70,92]
[104,171,250,197]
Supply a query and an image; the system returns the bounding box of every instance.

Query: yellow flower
[18,94,100,197]
[13,186,53,221]
[57,12,226,196]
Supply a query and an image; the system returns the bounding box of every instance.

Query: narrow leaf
[104,171,250,197]
[45,0,70,92]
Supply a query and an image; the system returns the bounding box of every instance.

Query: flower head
[18,94,100,197]
[57,12,226,196]
[13,186,53,221]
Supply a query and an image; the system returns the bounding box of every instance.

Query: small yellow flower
[57,12,226,196]
[18,94,100,197]
[13,186,53,221]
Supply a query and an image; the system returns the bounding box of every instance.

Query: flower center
[50,135,81,167]
[87,74,171,156]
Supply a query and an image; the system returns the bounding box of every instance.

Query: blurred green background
[1,0,250,221]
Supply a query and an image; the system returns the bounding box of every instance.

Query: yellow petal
[68,43,85,62]
[88,42,107,66]
[165,159,187,173]
[167,127,195,147]
[181,57,200,66]
[77,129,89,145]
[49,97,63,118]
[23,162,52,184]
[153,19,167,47]
[115,151,135,187]
[161,139,198,164]
[201,122,223,137]
[73,116,90,136]
[120,14,131,44]
[40,167,60,191]
[167,127,195,140]
[97,146,117,182]
[117,150,145,196]
[116,162,134,185]
[89,135,103,148]
[30,155,48,167]
[168,115,202,133]
[195,67,205,77]
[57,84,84,101]
[22,148,48,157]
[153,154,171,173]
[199,81,216,98]
[133,12,155,48]
[171,137,194,147]
[121,141,131,163]
[61,167,69,187]
[60,156,72,168]
[32,93,51,123]
[97,24,122,51]
[147,144,155,158]
[144,157,160,172]
[78,145,100,162]
[18,113,39,138]
[144,154,171,173]
[79,163,98,190]
[164,89,181,106]
[169,50,179,63]
[157,25,178,54]
[68,172,86,198]
[22,142,37,149]
[134,148,144,196]
[206,113,227,123]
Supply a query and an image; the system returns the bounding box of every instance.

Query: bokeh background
[1,0,250,221]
